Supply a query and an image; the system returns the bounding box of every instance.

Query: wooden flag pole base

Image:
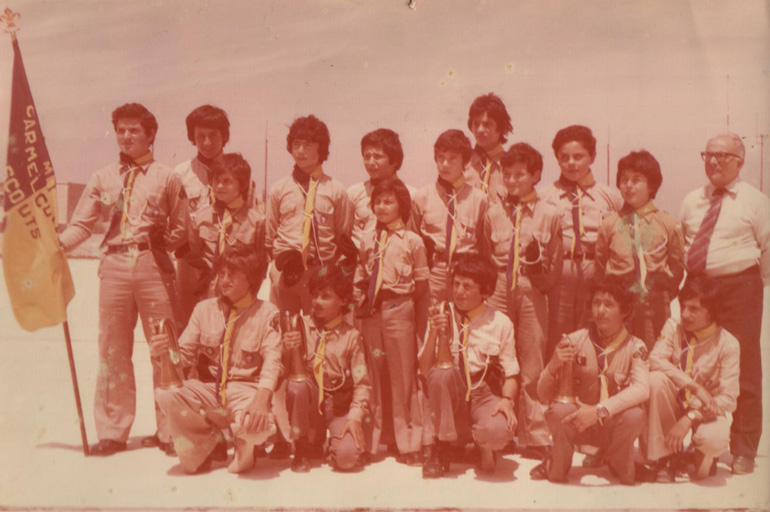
[63,321,90,456]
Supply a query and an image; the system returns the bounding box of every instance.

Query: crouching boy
[151,245,281,474]
[283,265,372,472]
[642,276,739,482]
[418,254,519,478]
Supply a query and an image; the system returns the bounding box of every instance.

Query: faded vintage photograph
[1,0,769,510]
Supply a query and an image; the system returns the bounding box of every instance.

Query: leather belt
[105,242,150,254]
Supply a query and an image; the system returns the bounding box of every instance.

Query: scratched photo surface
[0,0,768,510]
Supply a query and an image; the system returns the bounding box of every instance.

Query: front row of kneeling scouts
[149,243,738,484]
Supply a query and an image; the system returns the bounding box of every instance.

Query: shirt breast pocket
[457,217,478,245]
[394,261,413,285]
[609,372,629,395]
[490,229,512,256]
[422,212,443,236]
[198,332,222,363]
[237,348,263,371]
[198,225,219,244]
[315,199,335,227]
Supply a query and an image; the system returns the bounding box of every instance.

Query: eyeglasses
[701,151,741,163]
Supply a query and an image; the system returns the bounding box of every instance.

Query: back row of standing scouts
[57,94,769,484]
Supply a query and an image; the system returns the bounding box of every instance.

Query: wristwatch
[686,409,699,423]
[596,405,609,423]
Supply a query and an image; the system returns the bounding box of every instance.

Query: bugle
[555,334,576,404]
[153,318,183,390]
[431,300,454,369]
[282,311,310,382]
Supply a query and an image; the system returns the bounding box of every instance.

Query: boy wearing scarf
[643,276,739,482]
[540,125,623,360]
[532,278,650,485]
[411,129,489,304]
[152,246,281,474]
[356,179,430,465]
[418,255,519,478]
[464,93,513,200]
[482,143,562,460]
[596,150,684,348]
[266,115,354,316]
[59,103,188,456]
[187,153,266,303]
[283,265,372,472]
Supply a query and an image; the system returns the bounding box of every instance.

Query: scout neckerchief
[506,190,537,291]
[456,302,486,402]
[687,187,726,275]
[438,176,465,265]
[115,151,154,240]
[216,293,255,406]
[312,315,343,414]
[590,324,628,403]
[297,165,324,269]
[679,322,718,410]
[196,152,219,205]
[475,144,504,194]
[366,219,406,309]
[209,197,246,293]
[559,171,595,261]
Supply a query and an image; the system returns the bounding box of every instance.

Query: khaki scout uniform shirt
[189,202,266,269]
[411,181,489,263]
[650,318,740,420]
[464,144,506,200]
[540,178,623,258]
[296,317,372,421]
[596,201,684,288]
[356,226,430,295]
[60,161,187,252]
[420,304,520,378]
[266,172,353,261]
[347,180,417,247]
[483,193,563,290]
[179,297,283,392]
[538,327,650,418]
[175,157,212,214]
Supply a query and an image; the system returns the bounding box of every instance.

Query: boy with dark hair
[532,277,650,485]
[482,142,562,460]
[348,128,415,246]
[465,93,513,198]
[266,115,354,315]
[283,265,372,472]
[151,245,279,474]
[59,102,187,456]
[418,254,519,478]
[356,179,430,464]
[596,150,684,347]
[411,129,488,303]
[642,275,740,482]
[540,125,623,360]
[187,153,266,303]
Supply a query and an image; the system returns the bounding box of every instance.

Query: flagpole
[63,321,90,456]
[2,8,90,456]
[263,120,269,204]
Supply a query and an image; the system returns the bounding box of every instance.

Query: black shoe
[404,451,423,466]
[530,459,550,481]
[731,455,755,475]
[422,444,444,479]
[163,441,177,457]
[269,441,292,460]
[582,452,604,468]
[501,440,517,455]
[194,453,214,474]
[291,440,311,473]
[90,439,127,457]
[633,462,656,483]
[140,434,160,448]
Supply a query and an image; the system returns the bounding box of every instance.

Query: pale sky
[1,0,768,215]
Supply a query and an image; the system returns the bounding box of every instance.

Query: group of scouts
[58,93,769,485]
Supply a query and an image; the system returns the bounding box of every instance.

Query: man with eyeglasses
[679,133,770,475]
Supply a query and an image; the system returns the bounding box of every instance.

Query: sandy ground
[0,258,769,511]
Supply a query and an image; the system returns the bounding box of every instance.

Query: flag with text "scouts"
[3,28,75,332]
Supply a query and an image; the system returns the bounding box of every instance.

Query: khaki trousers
[95,251,177,443]
[360,296,423,455]
[176,258,209,329]
[547,258,595,360]
[425,367,514,451]
[643,371,730,475]
[155,380,275,474]
[488,273,550,448]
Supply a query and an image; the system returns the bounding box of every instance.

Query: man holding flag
[58,103,188,456]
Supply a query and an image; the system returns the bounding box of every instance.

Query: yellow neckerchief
[507,190,538,291]
[681,322,718,408]
[480,144,504,193]
[313,314,343,414]
[444,175,466,265]
[300,166,324,269]
[119,151,154,239]
[594,325,628,403]
[565,170,595,259]
[456,302,486,401]
[218,292,256,406]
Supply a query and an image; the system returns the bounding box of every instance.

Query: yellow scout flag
[2,21,75,331]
